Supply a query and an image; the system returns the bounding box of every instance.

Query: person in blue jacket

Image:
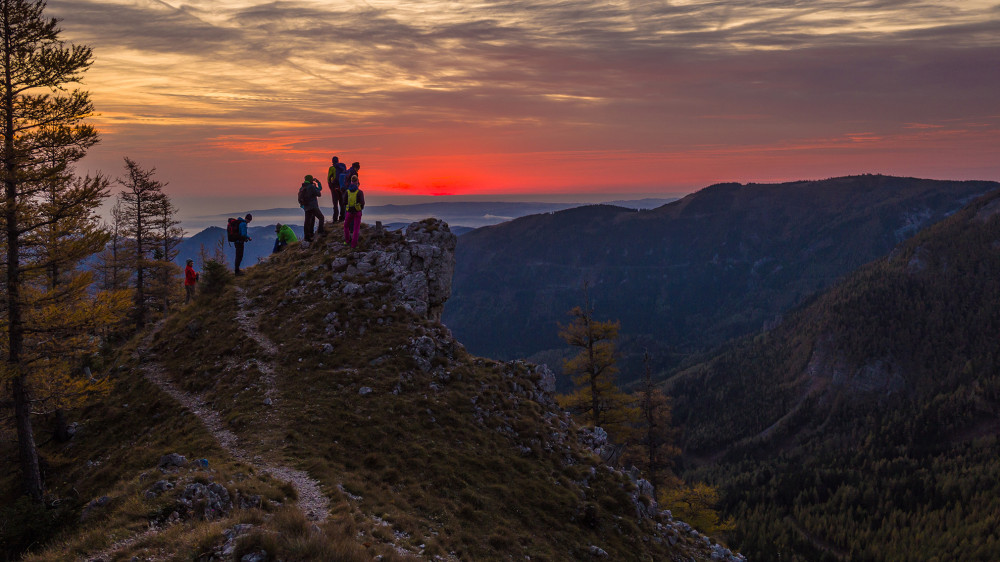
[234,213,252,275]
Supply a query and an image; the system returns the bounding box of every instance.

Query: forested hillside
[669,189,1000,561]
[444,175,999,380]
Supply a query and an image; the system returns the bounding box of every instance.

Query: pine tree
[118,157,169,329]
[556,287,637,443]
[0,0,105,502]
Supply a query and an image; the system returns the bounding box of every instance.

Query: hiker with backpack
[342,175,365,248]
[227,213,252,275]
[298,174,325,242]
[184,258,199,304]
[347,161,360,185]
[328,156,348,223]
[273,222,297,253]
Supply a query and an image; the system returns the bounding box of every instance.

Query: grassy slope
[4,224,725,561]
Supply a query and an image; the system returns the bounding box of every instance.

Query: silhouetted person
[234,213,252,275]
[348,161,360,185]
[328,156,348,222]
[298,174,325,242]
[343,175,365,248]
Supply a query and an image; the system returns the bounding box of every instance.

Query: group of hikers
[183,155,368,301]
[297,156,365,246]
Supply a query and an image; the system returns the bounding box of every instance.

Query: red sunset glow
[48,0,999,217]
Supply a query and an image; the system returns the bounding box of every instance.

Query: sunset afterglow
[52,0,1000,212]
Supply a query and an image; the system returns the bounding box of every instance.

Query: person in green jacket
[272,222,298,253]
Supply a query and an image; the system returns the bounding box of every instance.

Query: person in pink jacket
[342,175,365,248]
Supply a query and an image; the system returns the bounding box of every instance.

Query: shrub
[0,496,75,560]
[200,259,232,296]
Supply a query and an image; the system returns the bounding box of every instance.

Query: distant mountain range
[177,198,678,269]
[181,198,679,232]
[671,186,1000,560]
[441,175,1000,380]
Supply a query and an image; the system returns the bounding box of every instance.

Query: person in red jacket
[184,259,199,304]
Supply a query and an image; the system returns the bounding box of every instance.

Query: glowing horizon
[52,0,1000,209]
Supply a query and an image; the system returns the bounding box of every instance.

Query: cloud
[47,0,1000,199]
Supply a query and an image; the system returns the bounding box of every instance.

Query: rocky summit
[10,219,740,561]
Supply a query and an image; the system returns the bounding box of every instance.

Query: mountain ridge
[669,187,1000,560]
[3,220,740,561]
[443,174,1000,381]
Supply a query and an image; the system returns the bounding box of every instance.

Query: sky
[49,0,1000,217]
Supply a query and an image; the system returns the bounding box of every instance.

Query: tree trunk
[12,375,43,502]
[3,1,43,503]
[53,408,71,442]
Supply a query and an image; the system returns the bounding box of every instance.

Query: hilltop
[668,188,1000,560]
[1,220,738,561]
[443,174,1000,380]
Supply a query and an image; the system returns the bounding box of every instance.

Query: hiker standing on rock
[184,259,199,304]
[273,222,298,253]
[298,175,325,242]
[343,175,365,248]
[233,213,252,276]
[328,156,348,223]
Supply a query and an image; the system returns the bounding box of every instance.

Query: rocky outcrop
[338,218,457,321]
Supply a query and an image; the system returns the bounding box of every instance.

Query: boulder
[178,482,232,521]
[157,453,187,470]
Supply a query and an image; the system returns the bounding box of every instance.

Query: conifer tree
[149,194,182,313]
[629,351,681,496]
[0,0,110,502]
[95,196,131,291]
[118,157,169,329]
[556,288,637,443]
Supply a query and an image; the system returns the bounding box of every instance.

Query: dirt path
[235,287,278,405]
[137,308,330,522]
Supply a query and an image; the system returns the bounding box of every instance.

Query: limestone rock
[157,453,187,470]
[80,495,111,522]
[178,482,232,521]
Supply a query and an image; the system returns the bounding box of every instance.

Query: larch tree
[556,287,637,444]
[118,157,169,329]
[30,168,128,440]
[0,0,123,502]
[149,194,182,313]
[95,196,131,292]
[629,351,680,496]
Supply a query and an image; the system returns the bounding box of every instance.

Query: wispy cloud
[49,0,1000,200]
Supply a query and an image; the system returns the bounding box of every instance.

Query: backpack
[347,189,362,212]
[226,218,241,242]
[297,184,309,207]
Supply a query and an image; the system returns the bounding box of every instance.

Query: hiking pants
[344,210,362,248]
[304,208,325,240]
[331,188,344,221]
[234,241,245,272]
[185,284,195,304]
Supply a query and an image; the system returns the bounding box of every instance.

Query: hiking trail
[136,312,330,523]
[235,286,279,406]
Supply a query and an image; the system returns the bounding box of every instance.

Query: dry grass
[2,227,711,561]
